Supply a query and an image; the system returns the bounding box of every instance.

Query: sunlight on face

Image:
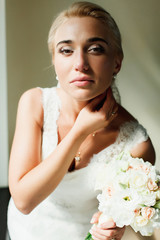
[53,17,122,101]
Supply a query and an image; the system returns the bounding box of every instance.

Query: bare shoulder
[116,105,155,165]
[19,88,42,105]
[130,138,155,165]
[17,88,43,128]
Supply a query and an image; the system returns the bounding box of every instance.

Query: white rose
[141,190,156,206]
[119,160,129,172]
[156,189,160,200]
[95,163,117,190]
[134,215,148,227]
[128,168,148,189]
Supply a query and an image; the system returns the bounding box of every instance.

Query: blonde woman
[8,2,155,240]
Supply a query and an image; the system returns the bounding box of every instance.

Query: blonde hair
[48,1,123,58]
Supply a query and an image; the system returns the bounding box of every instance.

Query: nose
[74,51,89,72]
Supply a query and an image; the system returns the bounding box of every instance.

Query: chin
[60,85,108,101]
[71,90,105,102]
[71,94,92,102]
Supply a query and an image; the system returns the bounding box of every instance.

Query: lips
[70,76,94,84]
[70,77,94,87]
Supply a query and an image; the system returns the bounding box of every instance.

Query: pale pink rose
[127,165,133,171]
[107,186,113,196]
[104,186,114,197]
[134,208,141,216]
[139,165,150,174]
[132,164,150,174]
[141,207,155,220]
[147,179,158,191]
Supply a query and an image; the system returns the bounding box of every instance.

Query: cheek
[94,55,115,71]
[54,57,72,77]
[54,61,65,77]
[97,60,114,80]
[54,63,61,76]
[96,59,115,89]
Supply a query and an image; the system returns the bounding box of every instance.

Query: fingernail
[89,229,93,234]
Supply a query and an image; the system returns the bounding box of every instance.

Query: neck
[57,88,89,123]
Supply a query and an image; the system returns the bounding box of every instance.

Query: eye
[59,46,73,56]
[88,45,105,54]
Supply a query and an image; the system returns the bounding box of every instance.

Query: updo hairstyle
[48,1,123,58]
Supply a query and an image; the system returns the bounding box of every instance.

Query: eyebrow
[56,40,72,47]
[87,37,109,46]
[56,37,109,47]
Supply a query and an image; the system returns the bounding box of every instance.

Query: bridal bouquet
[85,152,160,239]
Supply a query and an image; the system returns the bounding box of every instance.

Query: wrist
[70,124,89,142]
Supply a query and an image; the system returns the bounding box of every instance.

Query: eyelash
[88,45,105,54]
[59,48,73,55]
[58,45,105,56]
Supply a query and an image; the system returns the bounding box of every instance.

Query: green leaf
[154,200,160,209]
[116,151,125,161]
[119,183,128,189]
[85,232,93,240]
[140,204,147,207]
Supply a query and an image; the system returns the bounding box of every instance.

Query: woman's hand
[73,88,118,137]
[89,212,125,240]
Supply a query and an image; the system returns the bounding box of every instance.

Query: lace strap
[38,87,60,131]
[38,87,61,160]
[90,121,148,165]
[121,121,148,152]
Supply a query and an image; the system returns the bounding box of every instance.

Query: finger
[99,220,116,229]
[90,225,116,239]
[115,226,126,240]
[95,226,125,240]
[90,236,101,240]
[90,211,102,224]
[90,228,106,240]
[88,92,107,111]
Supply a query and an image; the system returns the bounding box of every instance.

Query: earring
[56,75,59,81]
[112,73,117,81]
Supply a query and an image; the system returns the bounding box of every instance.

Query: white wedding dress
[8,86,148,240]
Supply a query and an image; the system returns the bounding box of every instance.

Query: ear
[113,56,123,75]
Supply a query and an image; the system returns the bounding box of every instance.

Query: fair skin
[9,17,155,240]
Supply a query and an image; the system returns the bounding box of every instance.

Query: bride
[8,2,155,240]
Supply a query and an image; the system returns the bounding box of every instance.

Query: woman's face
[53,16,122,101]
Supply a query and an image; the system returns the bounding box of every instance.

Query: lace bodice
[8,86,148,240]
